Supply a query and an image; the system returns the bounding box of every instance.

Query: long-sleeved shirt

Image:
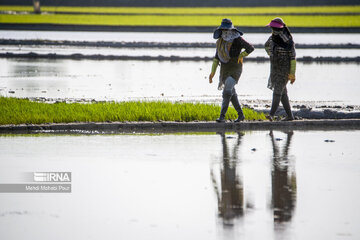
[215,37,254,63]
[265,35,296,93]
[214,37,255,84]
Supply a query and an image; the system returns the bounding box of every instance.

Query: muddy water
[1,58,359,106]
[0,130,359,240]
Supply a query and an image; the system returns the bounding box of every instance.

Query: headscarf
[221,30,241,42]
[216,30,241,63]
[271,26,294,50]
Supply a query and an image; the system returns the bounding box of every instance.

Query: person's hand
[288,74,296,84]
[237,57,243,64]
[209,72,214,84]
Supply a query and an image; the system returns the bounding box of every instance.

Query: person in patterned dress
[265,18,296,121]
[209,18,254,123]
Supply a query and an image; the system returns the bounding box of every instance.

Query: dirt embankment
[1,119,360,134]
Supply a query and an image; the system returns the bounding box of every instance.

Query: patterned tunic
[265,36,296,94]
[215,37,254,85]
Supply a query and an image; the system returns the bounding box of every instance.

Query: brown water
[0,131,359,240]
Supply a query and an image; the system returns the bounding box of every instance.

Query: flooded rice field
[1,30,360,239]
[0,130,359,240]
[2,30,360,45]
[1,59,359,106]
[1,31,359,108]
[2,45,360,58]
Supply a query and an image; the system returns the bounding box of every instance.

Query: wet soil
[1,119,360,134]
[2,52,359,63]
[2,39,360,49]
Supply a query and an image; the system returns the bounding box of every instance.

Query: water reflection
[269,131,297,223]
[1,132,360,239]
[10,59,64,77]
[210,132,244,227]
[2,58,359,105]
[211,131,297,229]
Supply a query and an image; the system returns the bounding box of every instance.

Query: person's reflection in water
[210,132,244,227]
[269,130,297,223]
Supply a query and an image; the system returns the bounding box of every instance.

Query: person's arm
[238,51,249,64]
[288,44,296,84]
[265,37,271,56]
[238,37,255,64]
[209,54,219,84]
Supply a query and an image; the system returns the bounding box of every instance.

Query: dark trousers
[270,87,293,118]
[220,77,244,118]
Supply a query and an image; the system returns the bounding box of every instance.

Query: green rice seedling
[0,97,266,125]
[1,13,359,27]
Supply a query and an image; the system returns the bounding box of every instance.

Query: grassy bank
[1,5,359,27]
[0,97,266,125]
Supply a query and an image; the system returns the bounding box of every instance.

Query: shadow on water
[211,131,297,231]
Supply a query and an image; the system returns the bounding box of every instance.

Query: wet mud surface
[259,104,360,119]
[2,39,360,49]
[2,52,359,63]
[1,119,360,134]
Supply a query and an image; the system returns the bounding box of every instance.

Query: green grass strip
[1,13,359,27]
[0,97,266,125]
[1,5,360,14]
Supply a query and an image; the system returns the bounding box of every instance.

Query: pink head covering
[267,17,285,28]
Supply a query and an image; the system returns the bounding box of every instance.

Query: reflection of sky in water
[1,31,360,44]
[0,131,359,240]
[0,59,359,105]
[1,32,359,105]
[2,45,360,58]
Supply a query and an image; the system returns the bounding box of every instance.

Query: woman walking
[209,18,254,123]
[265,17,296,121]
